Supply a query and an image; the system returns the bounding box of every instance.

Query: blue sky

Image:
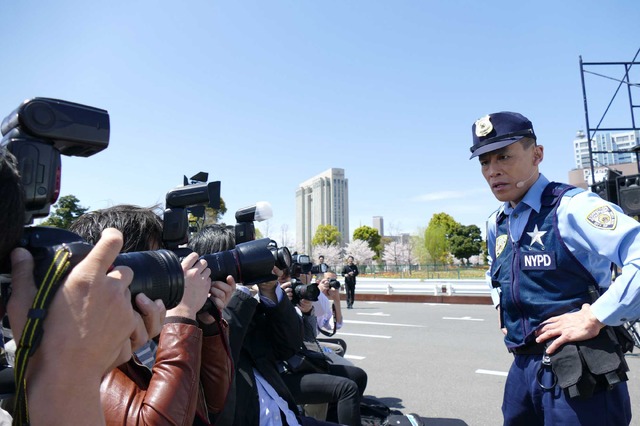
[2,1,639,246]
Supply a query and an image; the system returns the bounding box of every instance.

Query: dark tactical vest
[491,182,595,350]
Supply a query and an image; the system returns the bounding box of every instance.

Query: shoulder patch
[495,234,508,258]
[586,205,617,230]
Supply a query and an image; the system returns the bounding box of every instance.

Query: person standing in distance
[341,256,359,309]
[471,111,637,425]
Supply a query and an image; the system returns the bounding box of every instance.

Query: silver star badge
[527,225,546,248]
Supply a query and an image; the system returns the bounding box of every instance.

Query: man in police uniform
[470,111,636,425]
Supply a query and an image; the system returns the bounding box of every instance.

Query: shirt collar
[502,173,549,215]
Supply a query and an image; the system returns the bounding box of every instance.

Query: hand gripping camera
[0,98,185,309]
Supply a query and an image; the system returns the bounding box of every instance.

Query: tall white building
[573,129,640,170]
[296,168,349,255]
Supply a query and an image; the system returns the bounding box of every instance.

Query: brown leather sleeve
[100,323,203,426]
[200,318,233,414]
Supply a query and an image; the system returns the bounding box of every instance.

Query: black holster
[545,326,631,399]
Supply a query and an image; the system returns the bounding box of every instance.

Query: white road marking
[357,312,390,317]
[476,369,508,377]
[365,301,388,304]
[337,332,392,339]
[343,319,424,327]
[424,303,451,306]
[345,354,366,360]
[442,316,485,321]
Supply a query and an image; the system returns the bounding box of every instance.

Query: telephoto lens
[113,250,185,309]
[203,238,292,285]
[292,280,320,303]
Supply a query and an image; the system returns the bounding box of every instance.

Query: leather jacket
[101,319,232,426]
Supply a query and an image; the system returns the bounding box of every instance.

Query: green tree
[312,224,341,246]
[41,195,89,229]
[188,197,227,233]
[429,213,459,236]
[411,229,431,265]
[449,224,483,265]
[424,224,448,263]
[352,225,382,258]
[424,212,460,263]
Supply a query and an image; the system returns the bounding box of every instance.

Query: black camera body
[0,98,184,310]
[290,253,328,277]
[290,277,320,305]
[328,278,341,290]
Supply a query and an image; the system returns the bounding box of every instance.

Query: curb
[340,294,492,305]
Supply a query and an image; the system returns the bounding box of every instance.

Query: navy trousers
[502,354,632,425]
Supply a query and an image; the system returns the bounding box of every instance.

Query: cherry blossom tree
[311,243,343,271]
[382,241,417,274]
[344,239,375,272]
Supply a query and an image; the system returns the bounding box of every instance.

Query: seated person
[314,271,347,356]
[188,224,342,426]
[278,268,367,426]
[70,205,234,425]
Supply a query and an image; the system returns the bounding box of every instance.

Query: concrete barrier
[340,277,492,305]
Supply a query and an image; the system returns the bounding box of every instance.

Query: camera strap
[318,304,338,337]
[13,246,73,425]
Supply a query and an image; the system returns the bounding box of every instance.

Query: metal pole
[579,56,596,186]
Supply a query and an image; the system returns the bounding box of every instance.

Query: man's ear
[533,145,544,165]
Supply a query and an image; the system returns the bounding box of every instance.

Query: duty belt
[510,341,545,355]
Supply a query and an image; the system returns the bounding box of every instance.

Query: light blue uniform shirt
[486,173,640,326]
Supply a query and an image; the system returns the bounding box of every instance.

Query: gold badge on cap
[586,205,617,230]
[475,115,493,137]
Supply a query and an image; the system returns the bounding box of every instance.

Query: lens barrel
[113,249,184,309]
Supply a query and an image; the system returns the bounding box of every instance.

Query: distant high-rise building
[569,130,640,188]
[372,216,384,237]
[573,129,640,170]
[296,168,349,254]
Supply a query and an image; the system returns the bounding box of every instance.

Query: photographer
[278,267,366,426]
[70,205,234,425]
[2,148,140,425]
[188,224,341,426]
[315,272,346,357]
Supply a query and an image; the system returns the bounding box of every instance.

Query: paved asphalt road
[331,301,640,426]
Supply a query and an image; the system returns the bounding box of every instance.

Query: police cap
[469,111,536,159]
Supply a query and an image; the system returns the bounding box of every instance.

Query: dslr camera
[288,253,321,304]
[0,98,185,309]
[202,238,291,285]
[328,278,341,290]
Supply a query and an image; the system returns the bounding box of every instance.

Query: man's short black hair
[70,204,163,253]
[188,223,235,255]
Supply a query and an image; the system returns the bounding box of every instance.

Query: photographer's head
[188,223,235,254]
[0,149,25,264]
[319,271,340,294]
[70,204,163,252]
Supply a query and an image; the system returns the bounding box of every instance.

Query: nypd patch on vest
[521,251,556,270]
